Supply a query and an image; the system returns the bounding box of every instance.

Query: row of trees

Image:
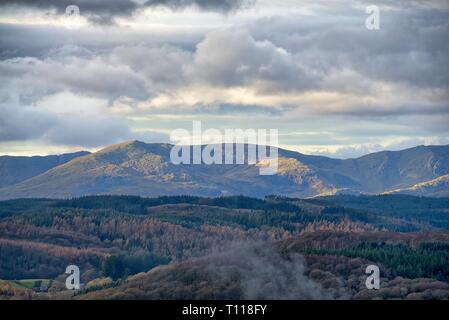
[304,242,449,282]
[54,195,302,213]
[102,252,170,280]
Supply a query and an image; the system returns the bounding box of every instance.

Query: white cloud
[186,29,318,92]
[0,0,448,154]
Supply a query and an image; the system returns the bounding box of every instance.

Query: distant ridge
[385,174,449,197]
[0,151,90,188]
[0,141,448,200]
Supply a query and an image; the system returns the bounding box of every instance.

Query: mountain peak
[101,139,142,149]
[95,140,150,155]
[1,142,449,200]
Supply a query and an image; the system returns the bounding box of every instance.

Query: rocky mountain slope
[0,141,447,199]
[386,174,449,197]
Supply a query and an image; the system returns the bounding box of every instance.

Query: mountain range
[0,141,448,200]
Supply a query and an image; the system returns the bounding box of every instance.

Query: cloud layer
[0,0,448,157]
[0,0,251,24]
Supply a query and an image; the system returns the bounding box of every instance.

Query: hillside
[0,151,90,188]
[0,141,448,200]
[1,194,449,300]
[0,141,335,199]
[1,194,449,280]
[75,234,449,300]
[386,174,449,197]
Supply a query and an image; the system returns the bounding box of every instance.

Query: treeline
[0,206,293,279]
[311,194,449,212]
[304,242,449,282]
[313,195,449,231]
[103,252,170,280]
[53,195,301,214]
[0,239,104,280]
[2,194,449,281]
[3,194,449,231]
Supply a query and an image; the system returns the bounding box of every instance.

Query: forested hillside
[1,194,449,300]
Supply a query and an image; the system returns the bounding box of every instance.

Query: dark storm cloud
[0,0,250,24]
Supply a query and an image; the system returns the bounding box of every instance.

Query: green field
[0,279,51,290]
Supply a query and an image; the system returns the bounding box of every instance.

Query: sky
[0,0,448,158]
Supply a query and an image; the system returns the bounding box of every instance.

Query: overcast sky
[0,0,448,158]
